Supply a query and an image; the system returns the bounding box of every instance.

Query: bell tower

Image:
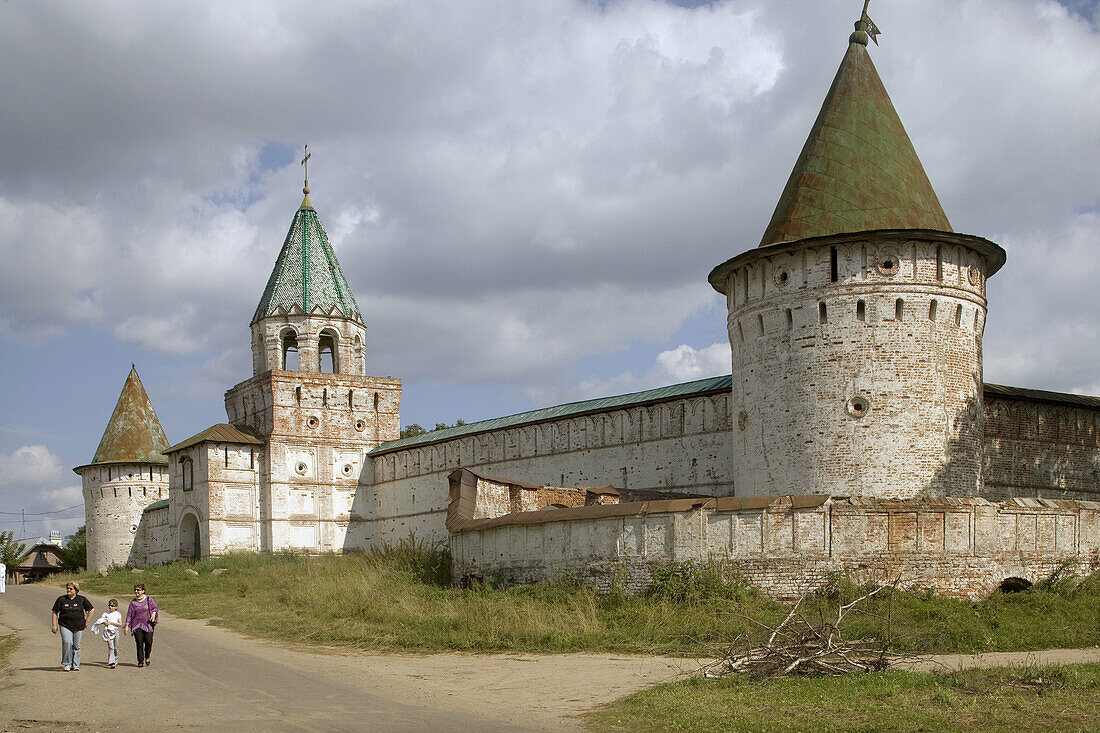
[224,154,400,552]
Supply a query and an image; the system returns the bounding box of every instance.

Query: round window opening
[295,461,308,476]
[129,524,138,534]
[737,410,748,431]
[306,416,319,429]
[773,267,792,287]
[876,249,901,277]
[846,396,871,418]
[354,419,367,432]
[341,463,354,477]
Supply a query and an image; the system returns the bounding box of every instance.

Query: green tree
[61,525,86,571]
[400,423,426,439]
[0,530,26,570]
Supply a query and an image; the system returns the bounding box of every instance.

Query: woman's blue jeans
[59,626,83,669]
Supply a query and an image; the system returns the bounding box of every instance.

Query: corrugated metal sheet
[371,375,732,455]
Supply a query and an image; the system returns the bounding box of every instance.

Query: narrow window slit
[929,300,938,321]
[895,299,904,321]
[830,247,838,282]
[955,304,963,326]
[784,308,793,331]
[856,300,866,322]
[819,302,828,324]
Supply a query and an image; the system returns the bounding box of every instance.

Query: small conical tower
[74,366,170,571]
[224,158,400,554]
[709,8,1006,499]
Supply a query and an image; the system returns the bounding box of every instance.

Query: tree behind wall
[61,525,86,571]
[0,531,26,571]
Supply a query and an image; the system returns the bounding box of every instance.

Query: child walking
[91,599,123,668]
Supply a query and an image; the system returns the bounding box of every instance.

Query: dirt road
[0,583,691,732]
[4,583,1099,731]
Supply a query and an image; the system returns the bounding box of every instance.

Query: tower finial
[301,144,311,195]
[850,0,881,46]
[299,145,313,209]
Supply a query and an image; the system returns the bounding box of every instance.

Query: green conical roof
[252,197,363,324]
[88,366,170,466]
[759,33,951,247]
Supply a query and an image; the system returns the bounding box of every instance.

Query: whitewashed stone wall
[984,395,1100,502]
[360,390,734,548]
[225,369,400,554]
[709,231,1003,499]
[450,495,1100,600]
[80,462,168,571]
[134,504,172,566]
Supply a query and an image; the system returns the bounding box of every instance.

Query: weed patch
[588,664,1100,732]
[78,555,1100,656]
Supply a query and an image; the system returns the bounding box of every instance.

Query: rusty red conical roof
[88,365,170,466]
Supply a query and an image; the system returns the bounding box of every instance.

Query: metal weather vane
[859,0,882,45]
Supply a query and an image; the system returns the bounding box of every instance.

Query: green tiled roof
[165,423,265,454]
[759,33,950,246]
[79,366,170,468]
[143,499,170,512]
[370,375,734,455]
[252,198,362,325]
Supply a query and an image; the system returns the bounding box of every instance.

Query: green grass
[587,664,1100,732]
[78,549,1100,655]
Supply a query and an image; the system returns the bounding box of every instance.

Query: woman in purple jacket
[123,583,158,667]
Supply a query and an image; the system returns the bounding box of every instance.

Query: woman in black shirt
[51,581,94,671]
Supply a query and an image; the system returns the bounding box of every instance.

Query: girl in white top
[91,599,123,668]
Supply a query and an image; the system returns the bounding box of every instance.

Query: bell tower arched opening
[281,329,299,371]
[318,329,339,374]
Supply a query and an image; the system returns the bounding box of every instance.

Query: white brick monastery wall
[450,495,1100,600]
[359,389,735,547]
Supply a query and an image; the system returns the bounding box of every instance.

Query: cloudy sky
[1,0,1097,539]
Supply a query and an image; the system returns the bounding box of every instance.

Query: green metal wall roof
[252,199,363,325]
[369,377,1100,458]
[759,33,951,246]
[370,375,733,455]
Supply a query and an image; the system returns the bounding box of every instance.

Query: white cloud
[529,340,731,405]
[0,0,1096,499]
[0,445,66,490]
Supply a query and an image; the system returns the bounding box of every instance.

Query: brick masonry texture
[711,232,993,500]
[449,493,1100,600]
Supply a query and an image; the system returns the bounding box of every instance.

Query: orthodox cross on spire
[301,144,311,195]
[852,0,882,46]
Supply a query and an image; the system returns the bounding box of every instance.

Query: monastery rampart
[359,382,1100,559]
[448,491,1100,600]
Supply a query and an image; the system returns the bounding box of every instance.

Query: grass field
[77,545,1100,656]
[588,664,1100,732]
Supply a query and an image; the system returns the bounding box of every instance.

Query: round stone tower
[74,366,170,571]
[708,16,1005,499]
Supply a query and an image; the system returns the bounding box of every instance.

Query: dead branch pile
[702,584,896,680]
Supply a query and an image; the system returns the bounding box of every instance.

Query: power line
[0,504,83,516]
[0,515,84,525]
